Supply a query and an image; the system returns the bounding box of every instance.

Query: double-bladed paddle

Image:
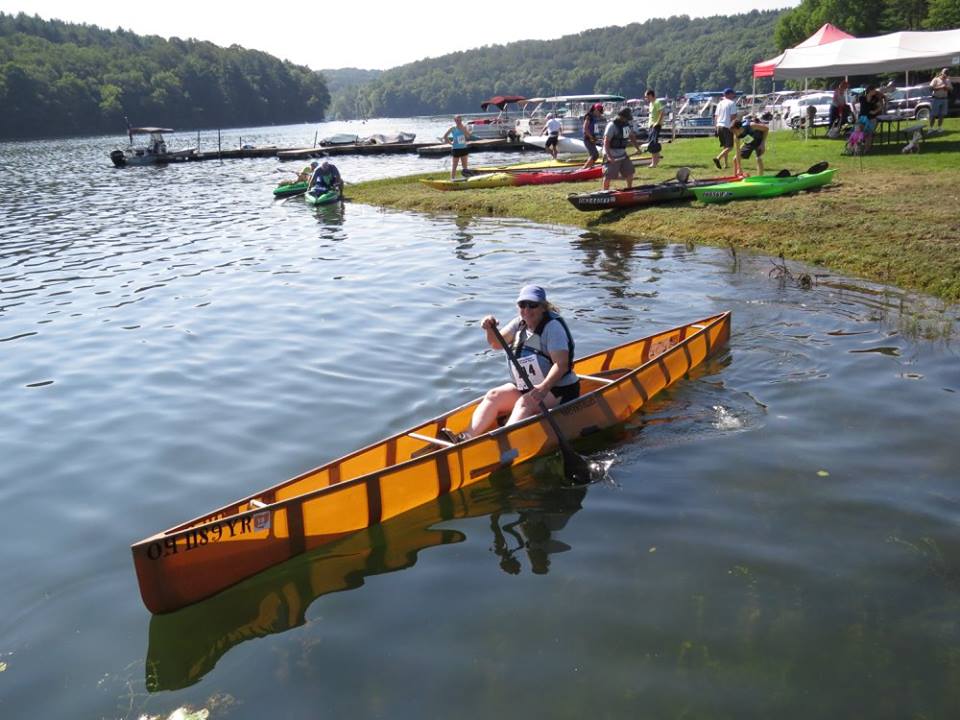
[774,161,829,178]
[490,325,595,486]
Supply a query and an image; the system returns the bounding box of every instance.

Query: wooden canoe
[132,311,731,614]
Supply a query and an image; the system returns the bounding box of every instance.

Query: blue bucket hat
[723,87,735,95]
[516,285,547,304]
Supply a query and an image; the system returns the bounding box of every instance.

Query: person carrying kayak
[308,161,343,197]
[440,284,580,444]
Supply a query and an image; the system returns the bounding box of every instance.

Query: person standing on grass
[602,107,643,190]
[712,88,738,170]
[580,103,605,169]
[542,113,562,160]
[930,68,952,131]
[645,90,664,168]
[443,115,472,179]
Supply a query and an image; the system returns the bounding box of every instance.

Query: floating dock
[276,142,435,160]
[417,138,529,157]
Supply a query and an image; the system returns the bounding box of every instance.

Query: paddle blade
[775,168,791,178]
[675,167,691,184]
[559,442,596,486]
[806,161,830,175]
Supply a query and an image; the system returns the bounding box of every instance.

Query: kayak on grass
[691,164,836,204]
[131,311,732,614]
[420,172,516,190]
[567,171,743,211]
[469,157,587,173]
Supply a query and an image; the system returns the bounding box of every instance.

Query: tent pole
[804,77,809,140]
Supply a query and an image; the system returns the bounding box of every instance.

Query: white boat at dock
[515,94,624,139]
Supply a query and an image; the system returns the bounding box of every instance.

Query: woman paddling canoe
[441,285,580,443]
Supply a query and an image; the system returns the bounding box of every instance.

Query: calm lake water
[2,119,959,720]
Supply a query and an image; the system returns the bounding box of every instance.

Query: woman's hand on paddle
[481,315,498,331]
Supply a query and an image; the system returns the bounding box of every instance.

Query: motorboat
[515,94,624,139]
[464,95,527,140]
[109,127,196,167]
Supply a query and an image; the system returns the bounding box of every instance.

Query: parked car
[781,92,833,128]
[882,84,934,120]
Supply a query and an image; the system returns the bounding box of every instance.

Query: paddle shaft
[490,325,591,483]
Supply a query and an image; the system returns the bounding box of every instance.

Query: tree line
[339,12,785,119]
[0,12,329,140]
[335,2,958,119]
[3,4,955,138]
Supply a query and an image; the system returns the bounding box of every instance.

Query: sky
[0,0,800,71]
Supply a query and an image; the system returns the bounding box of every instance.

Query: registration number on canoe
[144,510,271,560]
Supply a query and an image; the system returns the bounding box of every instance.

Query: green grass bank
[348,120,960,303]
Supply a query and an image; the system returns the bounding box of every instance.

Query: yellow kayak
[132,311,731,614]
[420,172,516,190]
[472,157,586,173]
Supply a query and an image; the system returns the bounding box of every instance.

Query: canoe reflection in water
[145,463,587,692]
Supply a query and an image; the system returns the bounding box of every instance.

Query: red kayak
[511,165,603,185]
[567,172,742,211]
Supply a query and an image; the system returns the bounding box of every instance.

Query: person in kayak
[308,161,343,197]
[602,107,643,190]
[440,284,580,443]
[442,115,473,180]
[279,160,317,187]
[732,117,769,175]
[580,102,605,169]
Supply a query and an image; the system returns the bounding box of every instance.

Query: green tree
[924,0,960,28]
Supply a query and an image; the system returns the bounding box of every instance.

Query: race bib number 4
[513,354,546,391]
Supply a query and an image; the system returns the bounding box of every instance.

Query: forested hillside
[775,0,960,48]
[0,12,329,140]
[347,12,785,118]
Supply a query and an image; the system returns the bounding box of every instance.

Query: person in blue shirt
[309,161,343,196]
[442,115,473,180]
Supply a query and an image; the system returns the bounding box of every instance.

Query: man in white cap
[542,112,563,159]
[713,88,738,170]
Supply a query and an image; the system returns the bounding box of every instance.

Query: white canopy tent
[772,29,960,79]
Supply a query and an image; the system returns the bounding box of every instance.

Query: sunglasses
[517,301,541,309]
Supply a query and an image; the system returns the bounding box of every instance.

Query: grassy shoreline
[348,120,960,303]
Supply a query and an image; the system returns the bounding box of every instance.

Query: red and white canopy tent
[750,23,855,130]
[753,23,855,80]
[770,28,960,80]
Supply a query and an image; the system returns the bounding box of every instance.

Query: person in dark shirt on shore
[580,103,605,169]
[857,86,883,152]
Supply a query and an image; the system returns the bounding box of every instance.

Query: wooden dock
[276,142,435,160]
[417,138,530,157]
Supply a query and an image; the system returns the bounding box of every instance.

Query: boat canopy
[539,94,624,104]
[480,95,528,110]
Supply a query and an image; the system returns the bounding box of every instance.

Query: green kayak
[273,180,307,199]
[692,167,836,204]
[304,187,341,206]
